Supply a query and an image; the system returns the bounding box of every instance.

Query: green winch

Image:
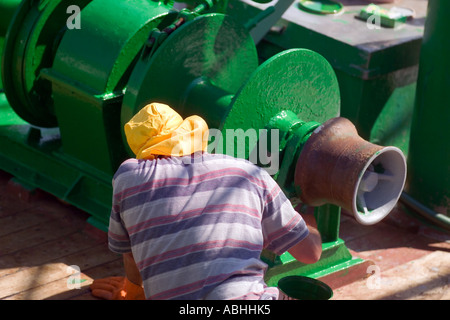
[0,0,409,288]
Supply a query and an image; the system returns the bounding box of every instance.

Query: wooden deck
[0,170,122,300]
[0,169,449,300]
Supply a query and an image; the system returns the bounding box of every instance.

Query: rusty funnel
[294,117,407,225]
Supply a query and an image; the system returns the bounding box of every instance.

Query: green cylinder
[278,276,333,300]
[407,0,450,217]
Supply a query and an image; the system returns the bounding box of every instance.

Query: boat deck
[0,170,448,300]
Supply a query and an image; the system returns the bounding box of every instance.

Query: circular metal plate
[297,0,344,15]
[121,13,258,129]
[222,48,340,132]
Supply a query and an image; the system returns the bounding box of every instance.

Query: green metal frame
[0,102,112,230]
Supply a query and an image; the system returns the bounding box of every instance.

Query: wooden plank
[0,209,60,237]
[0,244,121,299]
[0,262,68,299]
[0,213,87,256]
[0,231,103,278]
[0,171,124,300]
[6,259,124,300]
[4,277,93,300]
[332,251,450,300]
[0,193,38,218]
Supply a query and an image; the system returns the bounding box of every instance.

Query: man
[90,103,322,300]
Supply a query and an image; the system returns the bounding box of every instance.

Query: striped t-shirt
[108,152,309,300]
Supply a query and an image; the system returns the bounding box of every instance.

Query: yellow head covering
[124,103,209,160]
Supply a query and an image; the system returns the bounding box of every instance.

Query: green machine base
[264,239,367,287]
[0,95,112,230]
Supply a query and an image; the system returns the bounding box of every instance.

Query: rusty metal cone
[294,117,406,225]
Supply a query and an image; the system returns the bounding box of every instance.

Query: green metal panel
[49,0,174,94]
[0,103,113,227]
[370,82,416,157]
[407,0,450,217]
[42,0,176,174]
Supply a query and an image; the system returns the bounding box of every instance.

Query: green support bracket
[264,238,366,287]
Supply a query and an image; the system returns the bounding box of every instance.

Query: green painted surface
[370,83,416,157]
[407,0,450,216]
[297,0,343,15]
[223,48,339,134]
[222,48,339,162]
[42,0,175,174]
[0,0,21,36]
[264,238,364,287]
[0,100,112,226]
[0,93,27,126]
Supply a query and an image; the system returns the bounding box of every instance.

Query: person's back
[90,103,322,300]
[109,152,309,300]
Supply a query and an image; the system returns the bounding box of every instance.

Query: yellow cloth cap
[124,103,209,160]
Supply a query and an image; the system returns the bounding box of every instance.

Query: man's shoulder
[113,158,142,179]
[202,153,257,167]
[113,154,273,182]
[203,153,264,170]
[202,154,274,184]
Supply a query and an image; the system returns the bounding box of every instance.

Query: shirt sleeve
[107,174,132,254]
[260,173,309,256]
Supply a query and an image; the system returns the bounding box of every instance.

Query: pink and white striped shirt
[108,152,308,300]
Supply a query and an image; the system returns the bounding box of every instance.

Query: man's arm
[123,252,143,286]
[287,206,322,264]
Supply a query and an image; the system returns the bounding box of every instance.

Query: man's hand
[90,276,145,300]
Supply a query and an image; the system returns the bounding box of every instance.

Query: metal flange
[223,48,340,134]
[1,0,89,127]
[221,48,340,160]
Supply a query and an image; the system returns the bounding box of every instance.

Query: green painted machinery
[0,0,409,286]
[227,0,450,230]
[406,0,450,230]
